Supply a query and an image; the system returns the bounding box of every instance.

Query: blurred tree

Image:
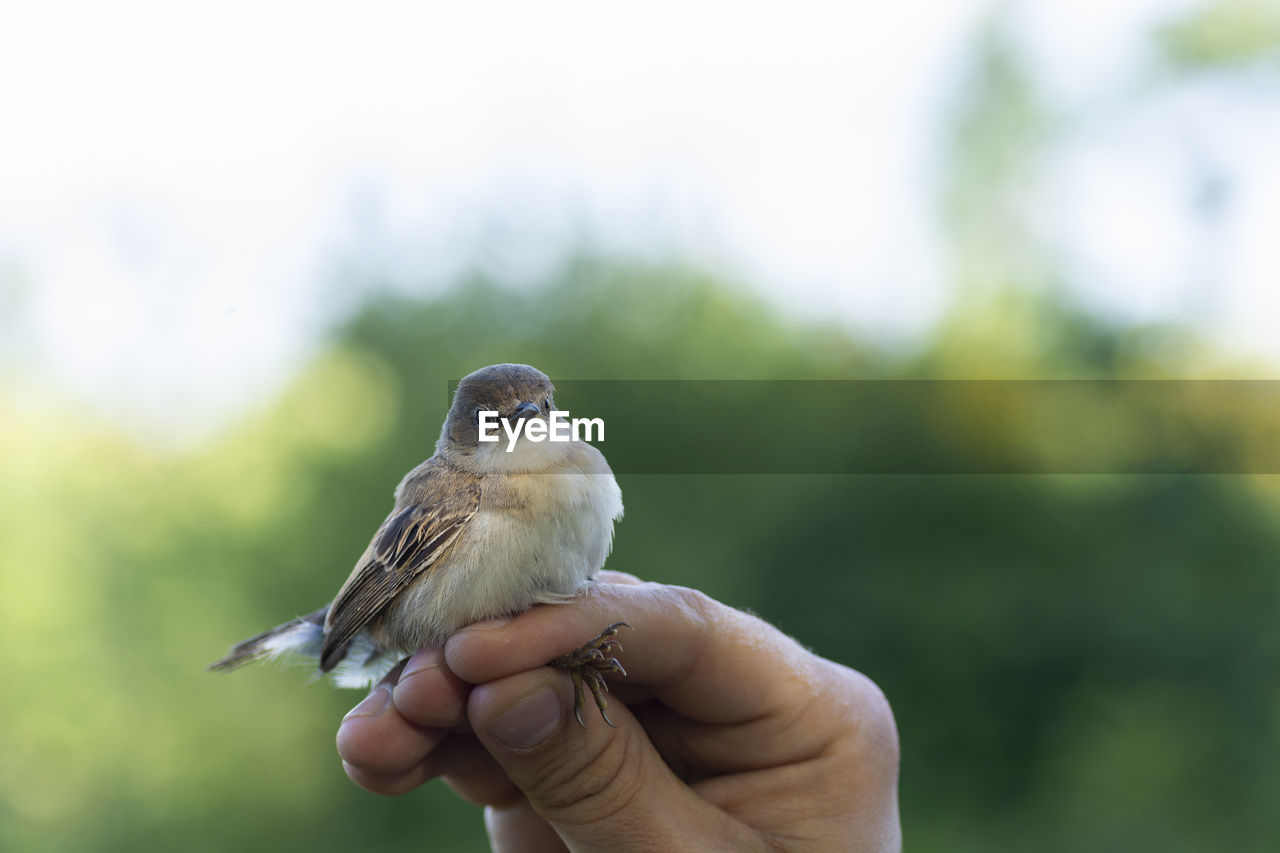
[1159,0,1280,70]
[4,3,1280,852]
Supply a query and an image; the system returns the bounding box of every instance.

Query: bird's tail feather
[207,607,328,671]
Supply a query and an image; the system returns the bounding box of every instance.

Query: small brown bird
[210,363,628,725]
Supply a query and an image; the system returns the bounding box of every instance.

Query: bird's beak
[513,401,540,420]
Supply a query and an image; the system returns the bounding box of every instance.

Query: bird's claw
[549,622,630,727]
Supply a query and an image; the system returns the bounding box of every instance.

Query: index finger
[443,580,821,726]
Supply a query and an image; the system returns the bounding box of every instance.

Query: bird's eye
[544,396,552,411]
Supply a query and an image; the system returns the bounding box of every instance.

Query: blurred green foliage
[4,2,1280,851]
[5,258,1280,852]
[1159,0,1280,70]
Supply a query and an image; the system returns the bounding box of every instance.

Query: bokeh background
[3,1,1280,850]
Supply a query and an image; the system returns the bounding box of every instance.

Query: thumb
[467,669,741,852]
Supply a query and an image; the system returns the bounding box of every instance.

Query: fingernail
[487,686,561,750]
[343,685,391,720]
[465,617,511,632]
[401,647,444,682]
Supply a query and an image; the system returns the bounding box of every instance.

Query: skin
[336,573,903,852]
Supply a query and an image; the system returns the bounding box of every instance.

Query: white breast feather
[379,435,623,655]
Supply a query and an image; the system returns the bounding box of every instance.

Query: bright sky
[1,0,1276,442]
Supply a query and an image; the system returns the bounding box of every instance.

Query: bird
[209,363,629,726]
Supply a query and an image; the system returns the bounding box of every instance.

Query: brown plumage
[320,459,481,671]
[209,364,627,723]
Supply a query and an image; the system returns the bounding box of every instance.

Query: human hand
[336,572,901,852]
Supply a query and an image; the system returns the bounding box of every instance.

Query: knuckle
[666,584,722,629]
[529,731,644,826]
[838,668,901,771]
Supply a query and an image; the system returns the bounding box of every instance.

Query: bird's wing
[320,461,481,671]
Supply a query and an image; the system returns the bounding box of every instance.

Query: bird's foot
[549,622,630,727]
